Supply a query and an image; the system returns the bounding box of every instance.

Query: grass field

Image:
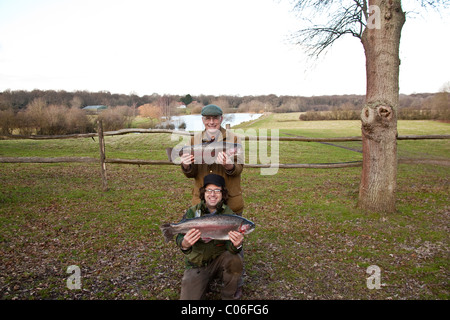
[0,115,449,300]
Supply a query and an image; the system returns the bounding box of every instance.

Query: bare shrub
[138,103,163,119]
[238,100,270,113]
[66,107,94,133]
[12,98,93,135]
[41,104,68,135]
[115,105,135,128]
[0,108,15,134]
[98,106,135,131]
[432,91,450,120]
[299,110,359,121]
[190,102,203,114]
[24,97,47,133]
[15,110,35,135]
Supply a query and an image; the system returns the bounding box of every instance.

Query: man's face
[202,115,222,134]
[204,183,223,208]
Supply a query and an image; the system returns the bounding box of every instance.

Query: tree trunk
[359,0,405,213]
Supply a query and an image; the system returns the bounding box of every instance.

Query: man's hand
[181,228,201,250]
[216,151,234,171]
[228,231,244,248]
[180,153,194,169]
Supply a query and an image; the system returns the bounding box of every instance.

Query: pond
[168,113,263,131]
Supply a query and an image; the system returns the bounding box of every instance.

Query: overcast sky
[0,0,448,97]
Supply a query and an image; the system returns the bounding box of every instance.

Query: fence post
[97,120,108,191]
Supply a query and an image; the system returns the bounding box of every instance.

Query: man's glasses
[205,189,222,194]
[202,116,221,122]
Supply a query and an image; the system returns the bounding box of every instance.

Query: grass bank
[0,117,448,300]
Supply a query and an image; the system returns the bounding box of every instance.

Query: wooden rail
[2,129,449,142]
[2,157,448,167]
[0,128,193,140]
[0,157,98,163]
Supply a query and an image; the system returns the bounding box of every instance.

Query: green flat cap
[201,104,223,116]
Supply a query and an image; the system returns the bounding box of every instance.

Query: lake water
[169,113,262,131]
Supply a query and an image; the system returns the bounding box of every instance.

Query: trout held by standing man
[166,141,243,163]
[161,214,255,243]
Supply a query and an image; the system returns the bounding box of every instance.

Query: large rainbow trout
[166,141,243,163]
[160,214,255,243]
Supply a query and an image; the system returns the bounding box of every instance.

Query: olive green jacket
[181,127,244,214]
[175,201,242,269]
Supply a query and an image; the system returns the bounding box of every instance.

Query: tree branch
[291,0,365,57]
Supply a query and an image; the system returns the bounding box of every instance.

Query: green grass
[0,117,449,300]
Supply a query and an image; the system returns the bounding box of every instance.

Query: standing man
[180,104,244,215]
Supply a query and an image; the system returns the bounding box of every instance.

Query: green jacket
[175,201,242,269]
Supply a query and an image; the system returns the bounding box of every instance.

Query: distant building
[82,105,108,114]
[82,105,108,111]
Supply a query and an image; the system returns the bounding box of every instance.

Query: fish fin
[160,223,175,243]
[202,237,213,243]
[165,148,173,162]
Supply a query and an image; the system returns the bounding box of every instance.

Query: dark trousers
[180,251,243,300]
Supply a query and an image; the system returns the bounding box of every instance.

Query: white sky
[0,0,448,97]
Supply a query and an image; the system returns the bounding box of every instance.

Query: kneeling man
[177,174,244,300]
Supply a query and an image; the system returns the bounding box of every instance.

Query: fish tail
[160,223,175,243]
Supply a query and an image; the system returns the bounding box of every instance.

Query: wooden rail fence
[1,121,449,190]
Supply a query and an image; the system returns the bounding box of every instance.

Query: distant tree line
[1,89,448,114]
[0,89,448,135]
[299,90,449,121]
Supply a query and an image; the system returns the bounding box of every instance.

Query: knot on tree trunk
[361,102,396,141]
[377,105,392,119]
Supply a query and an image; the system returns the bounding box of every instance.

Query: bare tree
[292,0,447,213]
[158,95,172,121]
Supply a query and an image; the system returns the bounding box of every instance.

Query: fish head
[238,220,255,235]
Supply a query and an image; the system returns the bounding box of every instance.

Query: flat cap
[201,104,223,116]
